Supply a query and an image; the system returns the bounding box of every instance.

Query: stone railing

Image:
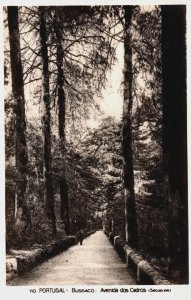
[6,230,95,283]
[105,231,172,285]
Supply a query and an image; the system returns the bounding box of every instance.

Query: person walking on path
[78,229,84,245]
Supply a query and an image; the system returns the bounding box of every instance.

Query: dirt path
[8,231,136,285]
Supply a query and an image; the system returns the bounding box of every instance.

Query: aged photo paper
[1,0,191,299]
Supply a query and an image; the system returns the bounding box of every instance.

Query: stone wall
[6,230,95,283]
[105,232,172,285]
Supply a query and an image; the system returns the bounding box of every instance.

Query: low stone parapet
[6,230,95,283]
[104,231,172,285]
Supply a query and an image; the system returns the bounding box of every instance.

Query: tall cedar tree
[54,19,70,234]
[39,7,56,234]
[123,6,138,248]
[161,5,188,282]
[8,6,30,236]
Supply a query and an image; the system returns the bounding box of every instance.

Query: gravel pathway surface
[8,230,136,285]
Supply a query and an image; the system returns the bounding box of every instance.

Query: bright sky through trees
[87,41,124,128]
[100,41,124,120]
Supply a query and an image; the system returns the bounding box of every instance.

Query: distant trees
[74,116,124,237]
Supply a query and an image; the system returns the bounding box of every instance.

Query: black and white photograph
[2,0,190,296]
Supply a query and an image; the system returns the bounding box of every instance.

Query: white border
[1,1,190,299]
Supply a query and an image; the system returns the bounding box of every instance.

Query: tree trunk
[8,6,30,237]
[55,22,70,234]
[39,6,56,235]
[122,6,138,248]
[161,5,188,282]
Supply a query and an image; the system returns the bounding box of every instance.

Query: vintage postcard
[1,0,191,299]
